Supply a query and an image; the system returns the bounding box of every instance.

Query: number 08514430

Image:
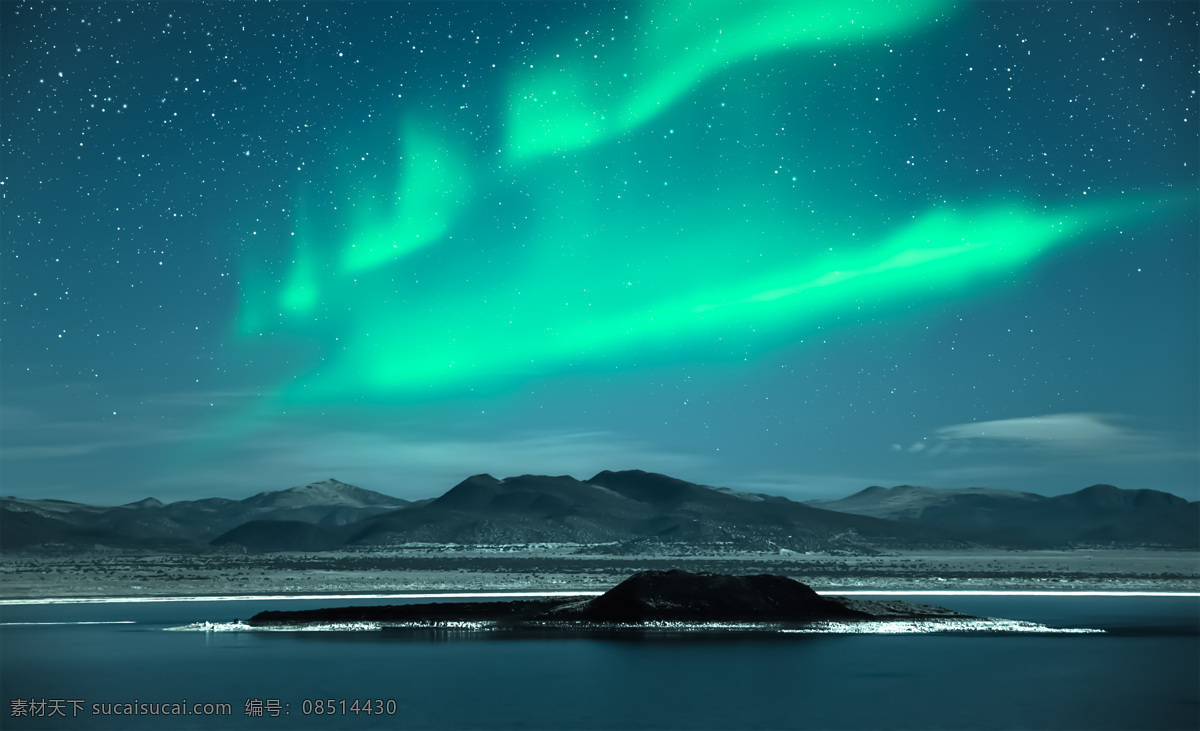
[300,698,397,716]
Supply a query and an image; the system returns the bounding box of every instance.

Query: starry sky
[2,1,1197,505]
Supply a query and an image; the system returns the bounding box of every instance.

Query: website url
[9,699,233,718]
[92,700,233,716]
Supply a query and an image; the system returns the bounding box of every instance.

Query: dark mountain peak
[173,497,239,511]
[240,479,407,510]
[464,473,501,485]
[1057,484,1187,510]
[587,469,705,505]
[853,485,890,497]
[1058,484,1126,508]
[281,478,363,496]
[431,474,504,511]
[429,473,607,519]
[590,469,643,480]
[501,474,582,488]
[576,569,867,623]
[844,484,929,499]
[285,478,349,491]
[122,497,164,509]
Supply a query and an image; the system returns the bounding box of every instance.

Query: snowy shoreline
[163,617,1106,635]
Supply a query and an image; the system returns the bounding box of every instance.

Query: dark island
[248,569,970,629]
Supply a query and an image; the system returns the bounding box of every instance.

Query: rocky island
[247,569,973,630]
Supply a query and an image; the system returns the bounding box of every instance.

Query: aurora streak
[234,0,1197,404]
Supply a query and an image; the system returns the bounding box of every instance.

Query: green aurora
[235,0,1196,403]
[506,0,959,159]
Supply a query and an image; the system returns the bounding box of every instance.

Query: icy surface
[166,618,1102,634]
[781,618,1104,634]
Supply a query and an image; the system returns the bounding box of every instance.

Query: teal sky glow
[3,2,1197,502]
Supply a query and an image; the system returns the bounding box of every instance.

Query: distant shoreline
[4,588,1200,607]
[0,590,604,605]
[3,547,1197,602]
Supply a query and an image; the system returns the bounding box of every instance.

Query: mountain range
[809,483,1199,549]
[0,479,410,551]
[2,471,1196,552]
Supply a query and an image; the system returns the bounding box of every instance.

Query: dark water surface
[2,594,1197,730]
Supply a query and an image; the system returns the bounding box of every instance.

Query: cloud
[938,413,1133,446]
[0,387,266,463]
[0,417,194,461]
[901,413,1186,460]
[0,444,116,460]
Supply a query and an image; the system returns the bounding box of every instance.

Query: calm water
[1,594,1197,730]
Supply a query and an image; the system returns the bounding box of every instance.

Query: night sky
[3,1,1197,505]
